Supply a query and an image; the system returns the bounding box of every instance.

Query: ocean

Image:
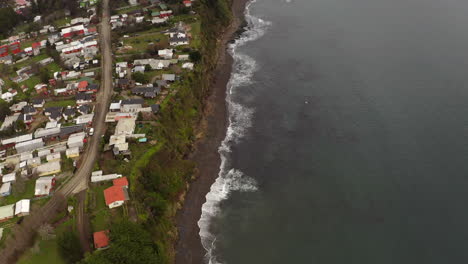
[199,0,468,263]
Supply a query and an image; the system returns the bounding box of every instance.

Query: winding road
[0,0,113,262]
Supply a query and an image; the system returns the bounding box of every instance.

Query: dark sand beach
[175,0,249,263]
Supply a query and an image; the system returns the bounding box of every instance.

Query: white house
[15,199,30,216]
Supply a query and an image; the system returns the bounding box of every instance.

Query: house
[75,113,94,125]
[66,147,80,158]
[93,230,110,250]
[113,177,128,188]
[15,138,44,153]
[109,101,121,112]
[22,105,37,115]
[31,98,45,108]
[49,110,62,122]
[78,104,91,115]
[0,204,14,222]
[183,0,192,7]
[34,83,48,94]
[132,65,145,73]
[15,199,30,216]
[10,101,27,113]
[90,171,122,183]
[18,114,34,125]
[46,152,61,162]
[27,157,41,167]
[2,173,16,183]
[63,107,76,120]
[116,79,135,90]
[104,185,129,208]
[34,176,56,196]
[162,74,176,82]
[120,99,144,113]
[34,161,61,176]
[76,93,94,104]
[151,104,160,114]
[44,107,63,116]
[78,81,88,92]
[0,182,11,197]
[115,117,136,135]
[67,132,85,148]
[38,149,51,158]
[182,62,194,70]
[170,36,189,46]
[131,86,160,97]
[1,91,17,102]
[158,49,173,59]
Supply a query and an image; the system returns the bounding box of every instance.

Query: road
[0,0,113,262]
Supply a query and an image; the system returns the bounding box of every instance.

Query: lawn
[190,21,201,49]
[88,183,112,231]
[116,5,142,15]
[53,17,71,28]
[122,32,168,53]
[17,239,65,264]
[16,217,75,264]
[44,100,76,108]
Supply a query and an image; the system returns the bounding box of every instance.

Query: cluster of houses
[0,199,29,222]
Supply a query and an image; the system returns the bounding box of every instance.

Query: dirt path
[0,0,114,262]
[174,0,249,263]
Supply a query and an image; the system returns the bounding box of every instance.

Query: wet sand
[175,0,249,263]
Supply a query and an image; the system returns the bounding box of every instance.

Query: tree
[15,120,26,132]
[189,50,201,62]
[39,67,51,83]
[82,221,161,264]
[144,64,152,72]
[0,100,10,121]
[57,230,83,264]
[132,72,149,84]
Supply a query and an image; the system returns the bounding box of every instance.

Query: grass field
[122,32,168,53]
[44,100,75,108]
[17,239,65,264]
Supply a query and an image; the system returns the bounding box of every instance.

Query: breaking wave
[198,1,271,263]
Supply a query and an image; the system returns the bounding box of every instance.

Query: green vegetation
[0,8,21,38]
[17,238,66,264]
[44,100,76,108]
[82,220,161,264]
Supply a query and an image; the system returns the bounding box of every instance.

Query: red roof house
[113,177,128,188]
[93,230,109,249]
[78,81,88,92]
[103,186,128,209]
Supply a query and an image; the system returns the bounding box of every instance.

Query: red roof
[88,27,97,33]
[93,231,109,249]
[78,81,88,89]
[32,42,41,49]
[113,177,128,187]
[104,186,126,205]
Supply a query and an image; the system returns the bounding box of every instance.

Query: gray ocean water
[202,0,468,263]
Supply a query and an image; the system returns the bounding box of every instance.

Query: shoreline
[174,0,249,263]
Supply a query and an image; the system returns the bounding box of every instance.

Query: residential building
[14,199,30,216]
[35,176,56,196]
[0,182,11,197]
[104,185,129,209]
[93,230,110,250]
[34,161,61,176]
[0,204,14,222]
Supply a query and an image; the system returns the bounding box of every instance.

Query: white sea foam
[198,1,271,263]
